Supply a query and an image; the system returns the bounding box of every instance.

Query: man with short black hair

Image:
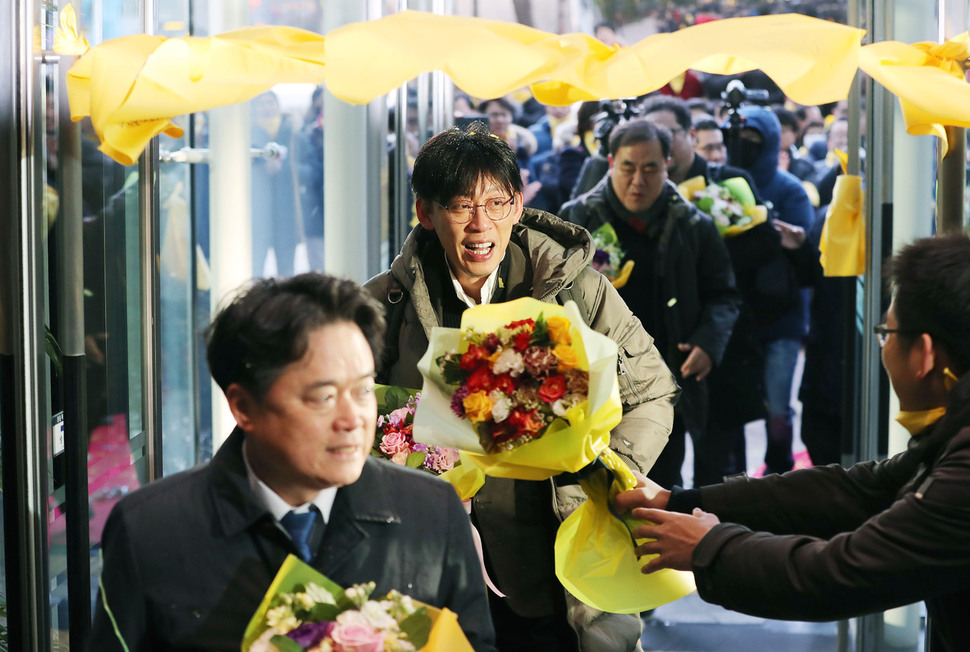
[89,274,497,651]
[366,122,679,652]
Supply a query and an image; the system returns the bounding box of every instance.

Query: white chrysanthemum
[304,582,337,606]
[383,633,418,652]
[358,599,400,630]
[490,393,512,422]
[491,348,525,376]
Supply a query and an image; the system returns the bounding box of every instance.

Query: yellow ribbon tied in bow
[819,173,865,277]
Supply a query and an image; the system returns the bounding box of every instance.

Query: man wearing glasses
[616,233,970,651]
[365,122,679,652]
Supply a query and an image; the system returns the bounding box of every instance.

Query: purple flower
[592,249,610,267]
[450,385,470,417]
[286,621,334,648]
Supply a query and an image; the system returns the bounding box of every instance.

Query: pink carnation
[522,345,559,376]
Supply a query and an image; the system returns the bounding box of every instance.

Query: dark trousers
[647,414,687,488]
[693,422,747,487]
[488,589,578,652]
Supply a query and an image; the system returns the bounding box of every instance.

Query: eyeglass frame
[434,195,516,225]
[873,323,918,348]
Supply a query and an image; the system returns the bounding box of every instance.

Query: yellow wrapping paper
[555,466,696,614]
[242,555,472,652]
[413,297,623,481]
[819,174,865,277]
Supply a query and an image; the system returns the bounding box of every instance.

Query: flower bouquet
[372,385,460,476]
[678,175,767,237]
[243,555,472,652]
[414,297,623,481]
[413,297,696,615]
[589,222,634,289]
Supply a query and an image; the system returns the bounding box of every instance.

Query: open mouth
[464,242,495,259]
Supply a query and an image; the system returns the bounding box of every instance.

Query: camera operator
[721,84,816,477]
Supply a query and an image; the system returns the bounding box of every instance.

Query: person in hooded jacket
[725,105,815,475]
[364,122,680,652]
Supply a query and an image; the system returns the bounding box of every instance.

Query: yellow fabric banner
[59,7,970,169]
[819,174,866,277]
[62,11,864,166]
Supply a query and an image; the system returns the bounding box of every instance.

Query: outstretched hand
[628,507,720,573]
[677,343,712,381]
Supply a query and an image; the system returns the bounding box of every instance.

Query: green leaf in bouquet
[378,385,414,413]
[695,196,715,213]
[405,451,427,468]
[438,353,465,385]
[269,634,305,652]
[308,602,341,622]
[400,607,432,648]
[720,177,755,206]
[530,312,550,346]
[590,222,620,247]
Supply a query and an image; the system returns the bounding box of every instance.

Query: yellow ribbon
[858,33,970,156]
[60,6,970,167]
[52,5,90,56]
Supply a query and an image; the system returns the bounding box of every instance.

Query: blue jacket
[731,106,815,341]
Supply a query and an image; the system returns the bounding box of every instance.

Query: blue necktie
[280,509,320,562]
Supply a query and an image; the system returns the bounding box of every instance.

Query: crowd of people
[85,6,970,652]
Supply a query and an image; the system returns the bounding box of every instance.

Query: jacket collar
[317,459,403,575]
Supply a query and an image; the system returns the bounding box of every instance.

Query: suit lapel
[317,459,402,575]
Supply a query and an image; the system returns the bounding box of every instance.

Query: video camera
[720,79,772,166]
[591,99,641,155]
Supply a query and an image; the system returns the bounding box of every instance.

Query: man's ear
[510,191,524,225]
[415,198,436,230]
[912,333,937,380]
[225,383,258,431]
[607,154,615,170]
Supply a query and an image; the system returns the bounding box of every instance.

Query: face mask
[895,408,946,436]
[733,138,763,169]
[802,133,825,151]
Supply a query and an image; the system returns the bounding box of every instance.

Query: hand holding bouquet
[678,175,767,237]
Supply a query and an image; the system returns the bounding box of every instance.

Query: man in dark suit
[87,274,496,651]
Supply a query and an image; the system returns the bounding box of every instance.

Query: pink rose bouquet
[371,385,460,475]
[243,556,473,652]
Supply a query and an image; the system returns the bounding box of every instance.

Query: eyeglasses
[435,196,515,224]
[873,323,915,347]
